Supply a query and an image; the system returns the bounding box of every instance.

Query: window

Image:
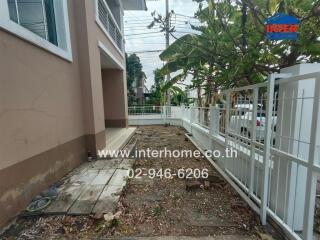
[0,0,72,61]
[8,0,58,45]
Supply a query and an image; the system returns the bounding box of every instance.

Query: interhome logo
[265,13,300,40]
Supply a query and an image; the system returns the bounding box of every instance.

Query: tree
[146,68,189,106]
[126,53,146,106]
[150,0,320,106]
[146,68,165,105]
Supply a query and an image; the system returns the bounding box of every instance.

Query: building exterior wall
[0,0,128,229]
[76,0,126,150]
[102,69,128,128]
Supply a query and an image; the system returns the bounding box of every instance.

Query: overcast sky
[124,0,201,89]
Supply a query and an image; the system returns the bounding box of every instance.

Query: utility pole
[165,0,171,108]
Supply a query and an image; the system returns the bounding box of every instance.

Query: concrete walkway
[41,132,136,216]
[44,158,134,215]
[105,127,136,151]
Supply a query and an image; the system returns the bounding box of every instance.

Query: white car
[229,108,277,142]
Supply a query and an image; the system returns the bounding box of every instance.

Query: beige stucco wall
[0,1,85,171]
[102,69,128,127]
[79,0,126,134]
[0,0,128,171]
[0,0,129,228]
[0,0,89,229]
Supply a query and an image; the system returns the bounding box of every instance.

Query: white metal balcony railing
[128,71,320,240]
[97,0,123,51]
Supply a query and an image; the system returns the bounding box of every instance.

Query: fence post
[302,76,320,240]
[249,88,259,196]
[190,106,195,134]
[224,93,231,170]
[181,105,185,123]
[260,74,276,225]
[189,106,194,123]
[210,106,218,136]
[162,106,167,124]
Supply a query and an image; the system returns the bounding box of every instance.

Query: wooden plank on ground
[92,185,123,214]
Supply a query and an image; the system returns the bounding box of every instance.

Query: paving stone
[68,184,106,215]
[118,159,135,169]
[103,159,123,169]
[90,170,114,185]
[91,160,108,170]
[109,169,129,187]
[92,185,123,214]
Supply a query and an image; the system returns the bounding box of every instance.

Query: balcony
[96,0,123,53]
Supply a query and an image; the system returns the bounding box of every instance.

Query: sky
[124,0,201,90]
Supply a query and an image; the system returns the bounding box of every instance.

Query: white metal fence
[128,71,320,240]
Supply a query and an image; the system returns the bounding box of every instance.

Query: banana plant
[155,0,320,108]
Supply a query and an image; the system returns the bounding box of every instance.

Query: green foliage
[146,69,188,106]
[153,206,162,217]
[145,68,165,105]
[126,53,146,106]
[152,0,320,106]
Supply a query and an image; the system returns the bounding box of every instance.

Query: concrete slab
[92,185,123,214]
[41,127,136,215]
[68,184,106,215]
[103,159,123,170]
[91,160,109,170]
[45,183,85,214]
[90,170,114,185]
[44,164,130,215]
[119,159,135,169]
[108,169,129,187]
[105,127,136,152]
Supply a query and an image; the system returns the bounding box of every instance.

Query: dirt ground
[1,126,283,239]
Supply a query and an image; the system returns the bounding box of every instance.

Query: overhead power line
[125,35,165,40]
[127,49,164,54]
[127,42,166,45]
[173,13,197,19]
[125,31,164,37]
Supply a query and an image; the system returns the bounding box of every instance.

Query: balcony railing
[97,0,123,52]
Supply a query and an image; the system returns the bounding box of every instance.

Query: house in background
[0,0,146,229]
[132,72,147,105]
